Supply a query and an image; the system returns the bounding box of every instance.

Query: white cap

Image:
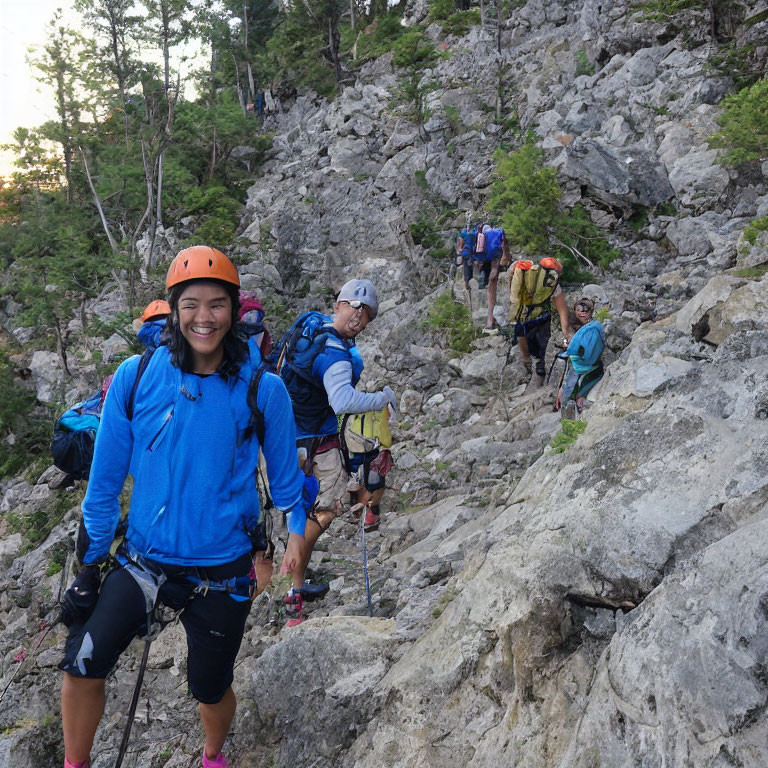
[337,279,379,319]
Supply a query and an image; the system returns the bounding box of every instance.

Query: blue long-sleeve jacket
[566,320,606,375]
[81,345,305,566]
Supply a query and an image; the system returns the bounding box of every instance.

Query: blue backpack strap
[246,364,267,448]
[127,348,155,421]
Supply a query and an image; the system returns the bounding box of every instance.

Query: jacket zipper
[147,409,174,452]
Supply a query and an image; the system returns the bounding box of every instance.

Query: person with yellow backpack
[342,407,394,531]
[507,257,572,386]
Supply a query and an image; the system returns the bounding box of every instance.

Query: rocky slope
[1,0,767,766]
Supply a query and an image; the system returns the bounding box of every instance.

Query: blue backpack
[458,227,478,260]
[478,227,506,262]
[50,350,154,479]
[268,311,332,379]
[568,321,605,370]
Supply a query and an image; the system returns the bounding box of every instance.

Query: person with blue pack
[58,246,315,768]
[456,222,508,334]
[134,299,171,350]
[277,279,396,625]
[555,297,606,415]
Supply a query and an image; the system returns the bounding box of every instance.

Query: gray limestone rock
[560,139,674,210]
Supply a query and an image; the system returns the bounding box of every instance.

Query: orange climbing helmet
[165,246,240,290]
[512,259,534,271]
[539,256,563,273]
[139,299,171,323]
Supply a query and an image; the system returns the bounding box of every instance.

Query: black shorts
[59,558,252,704]
[514,313,552,367]
[463,258,497,284]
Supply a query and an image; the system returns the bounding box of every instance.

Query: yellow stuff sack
[344,409,392,454]
[508,262,560,324]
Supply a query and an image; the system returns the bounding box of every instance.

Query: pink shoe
[202,752,229,767]
[364,506,380,532]
[64,759,90,768]
[283,590,306,626]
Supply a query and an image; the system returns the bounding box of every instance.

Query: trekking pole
[547,352,568,385]
[359,508,373,618]
[114,636,152,768]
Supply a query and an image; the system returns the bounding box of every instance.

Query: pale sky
[0,1,80,175]
[0,1,208,177]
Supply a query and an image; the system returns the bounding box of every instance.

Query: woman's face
[176,282,232,373]
[574,304,593,324]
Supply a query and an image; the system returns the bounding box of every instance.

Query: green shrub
[489,143,619,279]
[341,10,406,62]
[425,293,475,354]
[743,214,768,245]
[443,9,481,35]
[550,419,587,453]
[181,186,243,250]
[428,0,455,21]
[575,50,595,76]
[489,143,561,255]
[393,75,437,126]
[730,264,768,279]
[0,353,50,479]
[392,29,439,70]
[710,77,768,165]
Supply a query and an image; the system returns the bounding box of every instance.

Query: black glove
[247,521,270,555]
[60,564,102,628]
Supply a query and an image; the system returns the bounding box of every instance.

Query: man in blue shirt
[280,279,396,624]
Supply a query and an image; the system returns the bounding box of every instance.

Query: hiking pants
[59,554,252,704]
[515,314,551,375]
[562,360,604,403]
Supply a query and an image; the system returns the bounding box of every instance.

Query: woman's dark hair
[162,279,248,378]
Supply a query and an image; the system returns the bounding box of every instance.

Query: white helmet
[337,279,379,319]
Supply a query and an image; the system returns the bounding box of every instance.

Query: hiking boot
[284,590,305,626]
[202,753,229,768]
[522,358,532,375]
[300,580,330,601]
[364,506,380,532]
[482,320,500,336]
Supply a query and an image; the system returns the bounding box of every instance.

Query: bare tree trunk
[329,16,342,84]
[209,124,217,181]
[55,67,73,204]
[139,141,155,280]
[496,0,502,54]
[350,0,356,32]
[231,51,247,116]
[243,2,256,104]
[52,313,71,376]
[79,146,120,254]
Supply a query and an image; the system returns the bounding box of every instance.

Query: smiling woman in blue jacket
[58,247,311,768]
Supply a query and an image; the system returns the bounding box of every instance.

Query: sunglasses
[575,304,593,313]
[343,300,370,313]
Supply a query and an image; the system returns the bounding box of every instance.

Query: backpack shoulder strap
[246,364,267,447]
[127,348,155,421]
